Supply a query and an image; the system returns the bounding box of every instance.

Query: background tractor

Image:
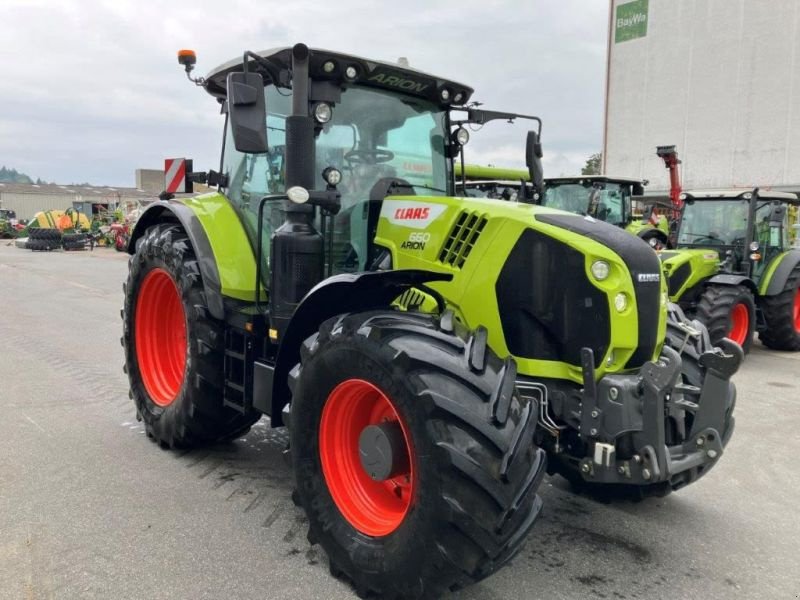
[661,189,800,353]
[122,44,740,598]
[455,166,672,248]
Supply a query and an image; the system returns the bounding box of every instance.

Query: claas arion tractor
[661,188,800,353]
[122,44,741,598]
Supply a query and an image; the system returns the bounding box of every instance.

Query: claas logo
[394,207,430,220]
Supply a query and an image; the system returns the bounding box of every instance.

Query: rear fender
[129,201,225,319]
[264,269,452,426]
[761,250,800,296]
[128,194,258,319]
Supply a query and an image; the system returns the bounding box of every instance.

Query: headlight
[287,186,309,204]
[313,102,332,123]
[345,65,358,80]
[749,241,759,251]
[591,260,610,281]
[614,292,628,312]
[453,127,469,146]
[440,88,450,101]
[322,167,342,186]
[322,61,336,73]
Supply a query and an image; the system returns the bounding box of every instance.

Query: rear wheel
[695,284,755,353]
[290,310,545,599]
[759,265,800,351]
[122,223,259,447]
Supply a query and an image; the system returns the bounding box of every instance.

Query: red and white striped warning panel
[164,158,187,193]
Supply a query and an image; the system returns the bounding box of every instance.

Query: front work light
[314,102,332,124]
[591,260,610,281]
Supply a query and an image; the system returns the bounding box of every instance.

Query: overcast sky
[0,0,609,187]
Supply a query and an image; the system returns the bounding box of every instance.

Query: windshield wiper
[411,183,447,194]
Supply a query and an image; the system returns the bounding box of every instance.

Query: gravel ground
[1,242,798,600]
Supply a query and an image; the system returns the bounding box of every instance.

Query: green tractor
[455,166,672,248]
[542,176,671,249]
[123,45,741,598]
[661,188,800,353]
[0,208,18,238]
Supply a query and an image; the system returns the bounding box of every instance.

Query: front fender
[265,269,452,425]
[707,273,757,294]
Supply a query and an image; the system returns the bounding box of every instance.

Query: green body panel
[625,215,669,237]
[659,249,720,301]
[456,163,530,182]
[758,251,791,295]
[181,192,259,301]
[375,195,667,383]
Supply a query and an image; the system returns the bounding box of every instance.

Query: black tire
[759,265,800,350]
[29,227,62,242]
[122,223,259,448]
[290,310,546,599]
[62,232,88,251]
[695,284,755,353]
[640,230,668,250]
[26,239,52,251]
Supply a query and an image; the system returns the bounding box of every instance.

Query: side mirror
[525,130,544,194]
[632,183,645,196]
[769,202,787,226]
[227,72,268,153]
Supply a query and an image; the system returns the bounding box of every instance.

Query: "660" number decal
[400,232,430,251]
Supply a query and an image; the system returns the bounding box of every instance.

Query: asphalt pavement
[0,242,798,599]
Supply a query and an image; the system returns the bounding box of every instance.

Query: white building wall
[604,0,800,193]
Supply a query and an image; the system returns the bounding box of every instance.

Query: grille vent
[438,211,487,268]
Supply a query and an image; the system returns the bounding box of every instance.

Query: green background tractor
[661,189,800,353]
[455,166,672,248]
[122,44,740,598]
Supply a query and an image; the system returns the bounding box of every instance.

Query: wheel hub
[358,422,408,481]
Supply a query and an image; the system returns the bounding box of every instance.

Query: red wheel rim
[728,303,749,346]
[134,268,187,407]
[319,379,414,537]
[794,288,800,333]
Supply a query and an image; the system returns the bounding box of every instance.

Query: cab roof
[204,46,473,109]
[545,175,645,185]
[684,189,800,203]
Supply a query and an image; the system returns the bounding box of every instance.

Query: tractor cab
[674,189,799,281]
[541,176,644,228]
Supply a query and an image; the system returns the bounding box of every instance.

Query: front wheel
[695,284,755,353]
[290,310,545,599]
[759,265,800,351]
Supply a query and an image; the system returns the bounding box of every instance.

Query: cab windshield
[677,199,749,246]
[542,182,628,226]
[223,84,450,274]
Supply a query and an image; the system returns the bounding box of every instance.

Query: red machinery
[656,145,683,220]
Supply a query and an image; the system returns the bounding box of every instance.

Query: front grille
[496,229,610,367]
[667,262,691,297]
[534,213,662,369]
[438,211,487,269]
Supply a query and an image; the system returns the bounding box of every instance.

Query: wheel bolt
[642,468,652,480]
[707,449,718,459]
[696,437,705,446]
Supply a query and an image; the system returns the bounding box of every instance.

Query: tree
[581,152,602,175]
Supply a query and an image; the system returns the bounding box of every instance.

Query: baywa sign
[615,0,648,43]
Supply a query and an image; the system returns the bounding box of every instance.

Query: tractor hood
[375,196,667,383]
[659,249,720,300]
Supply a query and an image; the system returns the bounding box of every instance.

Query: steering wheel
[692,236,724,246]
[344,149,395,165]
